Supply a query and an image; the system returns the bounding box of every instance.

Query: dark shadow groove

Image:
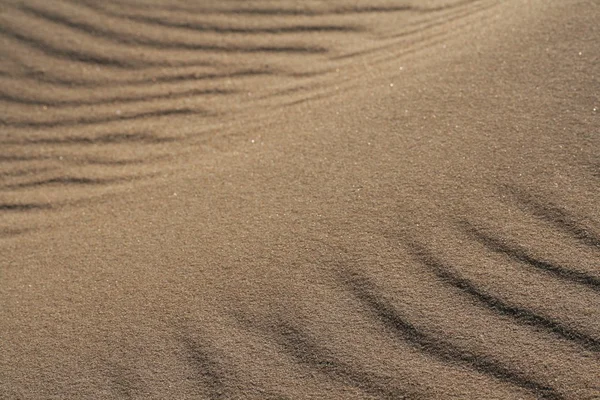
[81,0,483,16]
[129,15,362,34]
[236,315,417,399]
[0,24,138,69]
[0,166,58,178]
[71,155,167,166]
[75,0,408,16]
[224,5,414,16]
[216,3,479,17]
[1,132,177,146]
[0,108,201,128]
[502,186,600,249]
[12,67,275,89]
[339,271,563,399]
[0,87,237,107]
[1,23,317,72]
[11,7,329,54]
[460,221,600,292]
[26,3,363,35]
[407,242,600,352]
[2,176,129,191]
[181,337,232,399]
[0,203,52,212]
[0,154,44,162]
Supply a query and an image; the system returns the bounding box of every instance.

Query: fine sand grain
[1,0,599,399]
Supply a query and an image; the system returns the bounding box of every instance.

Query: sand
[1,0,599,398]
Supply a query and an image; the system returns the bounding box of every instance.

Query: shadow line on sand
[406,241,600,353]
[338,270,563,400]
[460,221,600,292]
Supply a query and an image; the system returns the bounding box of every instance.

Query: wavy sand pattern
[1,0,599,399]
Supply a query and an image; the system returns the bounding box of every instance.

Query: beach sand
[1,0,599,398]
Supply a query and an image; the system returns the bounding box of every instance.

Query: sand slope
[1,0,599,399]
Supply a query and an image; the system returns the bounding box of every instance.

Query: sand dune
[1,0,599,399]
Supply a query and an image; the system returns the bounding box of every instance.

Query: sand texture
[1,0,599,399]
